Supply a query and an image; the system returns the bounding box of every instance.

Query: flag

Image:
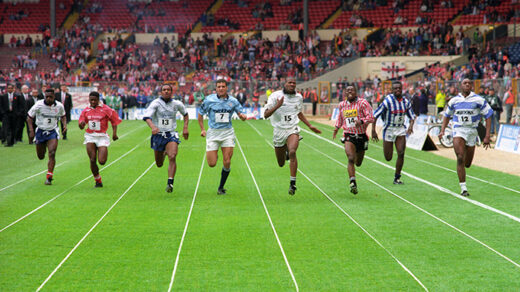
[381,62,406,79]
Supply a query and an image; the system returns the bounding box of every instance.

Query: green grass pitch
[1,119,519,291]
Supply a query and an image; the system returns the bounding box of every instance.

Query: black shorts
[342,133,368,152]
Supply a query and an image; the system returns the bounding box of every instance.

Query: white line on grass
[309,122,520,194]
[248,120,264,137]
[119,123,147,139]
[167,155,205,292]
[236,136,299,292]
[304,141,520,269]
[0,161,69,192]
[36,161,155,291]
[300,128,520,224]
[0,140,146,233]
[246,122,426,290]
[0,124,146,193]
[402,153,520,194]
[298,170,429,290]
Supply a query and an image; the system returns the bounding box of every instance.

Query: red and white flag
[381,62,406,79]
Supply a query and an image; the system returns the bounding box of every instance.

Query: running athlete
[264,77,322,195]
[333,86,374,194]
[79,91,122,188]
[198,79,246,195]
[371,81,416,184]
[27,89,67,185]
[439,78,493,197]
[143,84,189,193]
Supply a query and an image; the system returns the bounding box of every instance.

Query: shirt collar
[459,91,476,98]
[346,97,358,104]
[161,97,173,103]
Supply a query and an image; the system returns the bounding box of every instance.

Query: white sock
[460,182,467,192]
[350,176,356,182]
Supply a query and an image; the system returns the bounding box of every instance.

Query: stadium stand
[455,0,519,25]
[0,0,72,33]
[331,0,467,28]
[200,0,339,32]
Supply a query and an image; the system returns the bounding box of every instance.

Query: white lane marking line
[0,124,146,193]
[168,155,205,292]
[304,141,520,269]
[248,120,264,137]
[301,128,520,224]
[0,139,147,233]
[298,169,429,291]
[36,161,155,291]
[236,136,299,292]
[0,161,69,192]
[310,122,520,194]
[119,124,147,139]
[248,122,424,290]
[403,154,520,194]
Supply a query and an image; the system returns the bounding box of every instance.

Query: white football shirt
[265,90,303,129]
[144,98,187,133]
[27,100,65,131]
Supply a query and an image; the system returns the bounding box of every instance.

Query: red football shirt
[79,104,121,134]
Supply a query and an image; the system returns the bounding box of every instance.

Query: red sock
[94,175,102,183]
[46,172,53,180]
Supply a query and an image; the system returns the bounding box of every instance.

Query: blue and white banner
[495,124,520,154]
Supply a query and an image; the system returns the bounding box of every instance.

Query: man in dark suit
[37,84,48,100]
[24,88,40,144]
[17,84,31,143]
[57,84,73,139]
[0,84,25,146]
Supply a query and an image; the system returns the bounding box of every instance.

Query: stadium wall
[3,33,43,41]
[297,55,464,90]
[135,33,179,44]
[186,29,371,43]
[508,24,520,38]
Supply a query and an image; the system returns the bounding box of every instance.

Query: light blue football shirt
[199,94,244,129]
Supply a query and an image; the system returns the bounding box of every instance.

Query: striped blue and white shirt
[444,91,493,129]
[373,94,415,128]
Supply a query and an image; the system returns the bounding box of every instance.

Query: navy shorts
[151,132,180,151]
[34,128,59,145]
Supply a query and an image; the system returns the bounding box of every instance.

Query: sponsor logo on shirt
[455,110,475,115]
[343,109,358,118]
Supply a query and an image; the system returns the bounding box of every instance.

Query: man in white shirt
[143,84,189,193]
[264,77,322,195]
[27,89,67,185]
[439,78,493,196]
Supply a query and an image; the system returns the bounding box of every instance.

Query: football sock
[460,182,467,192]
[168,178,174,185]
[394,173,401,180]
[94,175,102,183]
[46,172,53,180]
[219,167,230,189]
[350,176,356,182]
[290,176,296,187]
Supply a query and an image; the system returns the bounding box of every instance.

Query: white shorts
[453,127,479,147]
[206,128,235,151]
[273,126,300,147]
[84,132,110,147]
[382,126,406,142]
